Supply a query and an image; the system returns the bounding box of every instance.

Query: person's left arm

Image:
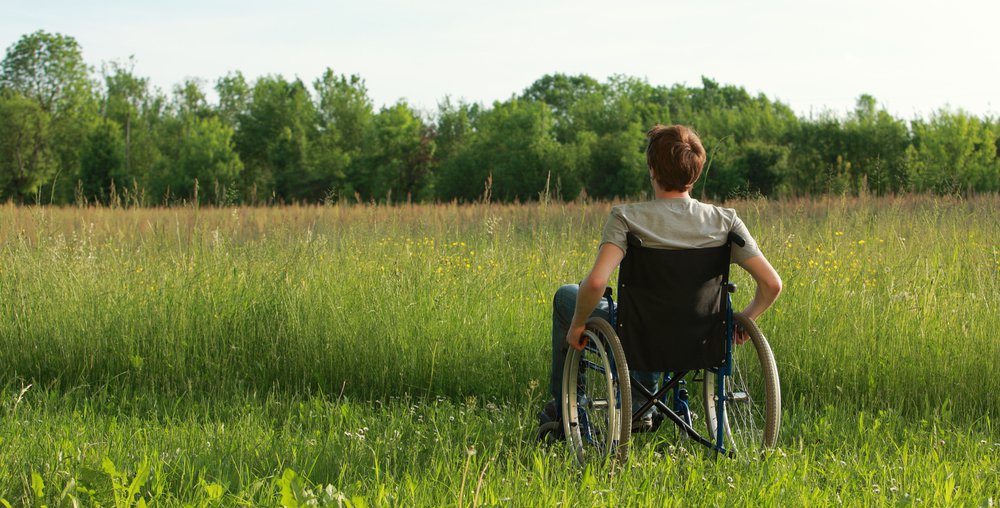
[565,243,626,351]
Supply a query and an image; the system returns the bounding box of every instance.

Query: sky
[2,0,998,120]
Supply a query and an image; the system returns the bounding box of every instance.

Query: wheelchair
[538,233,780,463]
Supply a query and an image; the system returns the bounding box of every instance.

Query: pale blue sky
[3,0,998,119]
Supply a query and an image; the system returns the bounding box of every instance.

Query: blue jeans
[549,284,659,407]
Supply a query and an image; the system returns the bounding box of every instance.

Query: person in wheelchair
[540,124,782,433]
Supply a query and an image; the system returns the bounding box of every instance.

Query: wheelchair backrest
[616,233,734,372]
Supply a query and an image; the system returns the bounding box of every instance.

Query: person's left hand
[566,324,588,351]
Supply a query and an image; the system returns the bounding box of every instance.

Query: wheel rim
[562,330,619,462]
[703,322,779,454]
[725,339,768,452]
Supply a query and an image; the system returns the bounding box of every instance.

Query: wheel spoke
[581,360,607,375]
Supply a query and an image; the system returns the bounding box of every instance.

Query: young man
[543,124,782,426]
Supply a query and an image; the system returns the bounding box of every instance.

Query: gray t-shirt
[600,197,762,265]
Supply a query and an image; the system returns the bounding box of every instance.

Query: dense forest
[1,30,998,205]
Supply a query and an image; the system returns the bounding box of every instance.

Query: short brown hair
[645,125,706,191]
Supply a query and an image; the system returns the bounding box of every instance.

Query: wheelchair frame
[611,284,738,455]
[557,274,781,464]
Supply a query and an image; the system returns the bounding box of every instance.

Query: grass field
[1,196,998,506]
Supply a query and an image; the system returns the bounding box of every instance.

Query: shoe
[632,414,654,433]
[537,399,559,425]
[536,399,564,444]
[650,411,665,432]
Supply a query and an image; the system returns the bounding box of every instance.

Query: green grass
[1,196,998,505]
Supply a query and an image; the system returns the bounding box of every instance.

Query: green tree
[174,78,211,119]
[0,93,56,200]
[575,127,647,199]
[357,101,434,202]
[309,69,373,200]
[173,116,243,204]
[153,81,243,204]
[234,75,316,202]
[1,30,98,203]
[314,70,371,153]
[438,99,574,202]
[841,94,910,194]
[567,90,647,199]
[521,73,603,143]
[784,114,850,195]
[101,58,163,198]
[909,110,999,193]
[1,30,91,115]
[606,75,672,130]
[79,118,125,204]
[434,97,477,163]
[731,141,789,197]
[215,71,251,130]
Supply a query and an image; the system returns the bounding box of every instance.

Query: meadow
[0,196,998,506]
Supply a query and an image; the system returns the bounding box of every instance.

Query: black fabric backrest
[616,235,731,372]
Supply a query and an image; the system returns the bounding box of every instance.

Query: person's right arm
[735,254,782,342]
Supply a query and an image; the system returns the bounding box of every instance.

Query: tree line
[1,30,997,206]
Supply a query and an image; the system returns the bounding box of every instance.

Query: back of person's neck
[655,189,691,200]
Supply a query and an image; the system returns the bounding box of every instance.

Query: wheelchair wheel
[561,318,631,464]
[703,313,781,453]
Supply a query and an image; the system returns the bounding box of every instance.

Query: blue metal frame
[713,291,735,453]
[604,291,623,421]
[605,292,617,329]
